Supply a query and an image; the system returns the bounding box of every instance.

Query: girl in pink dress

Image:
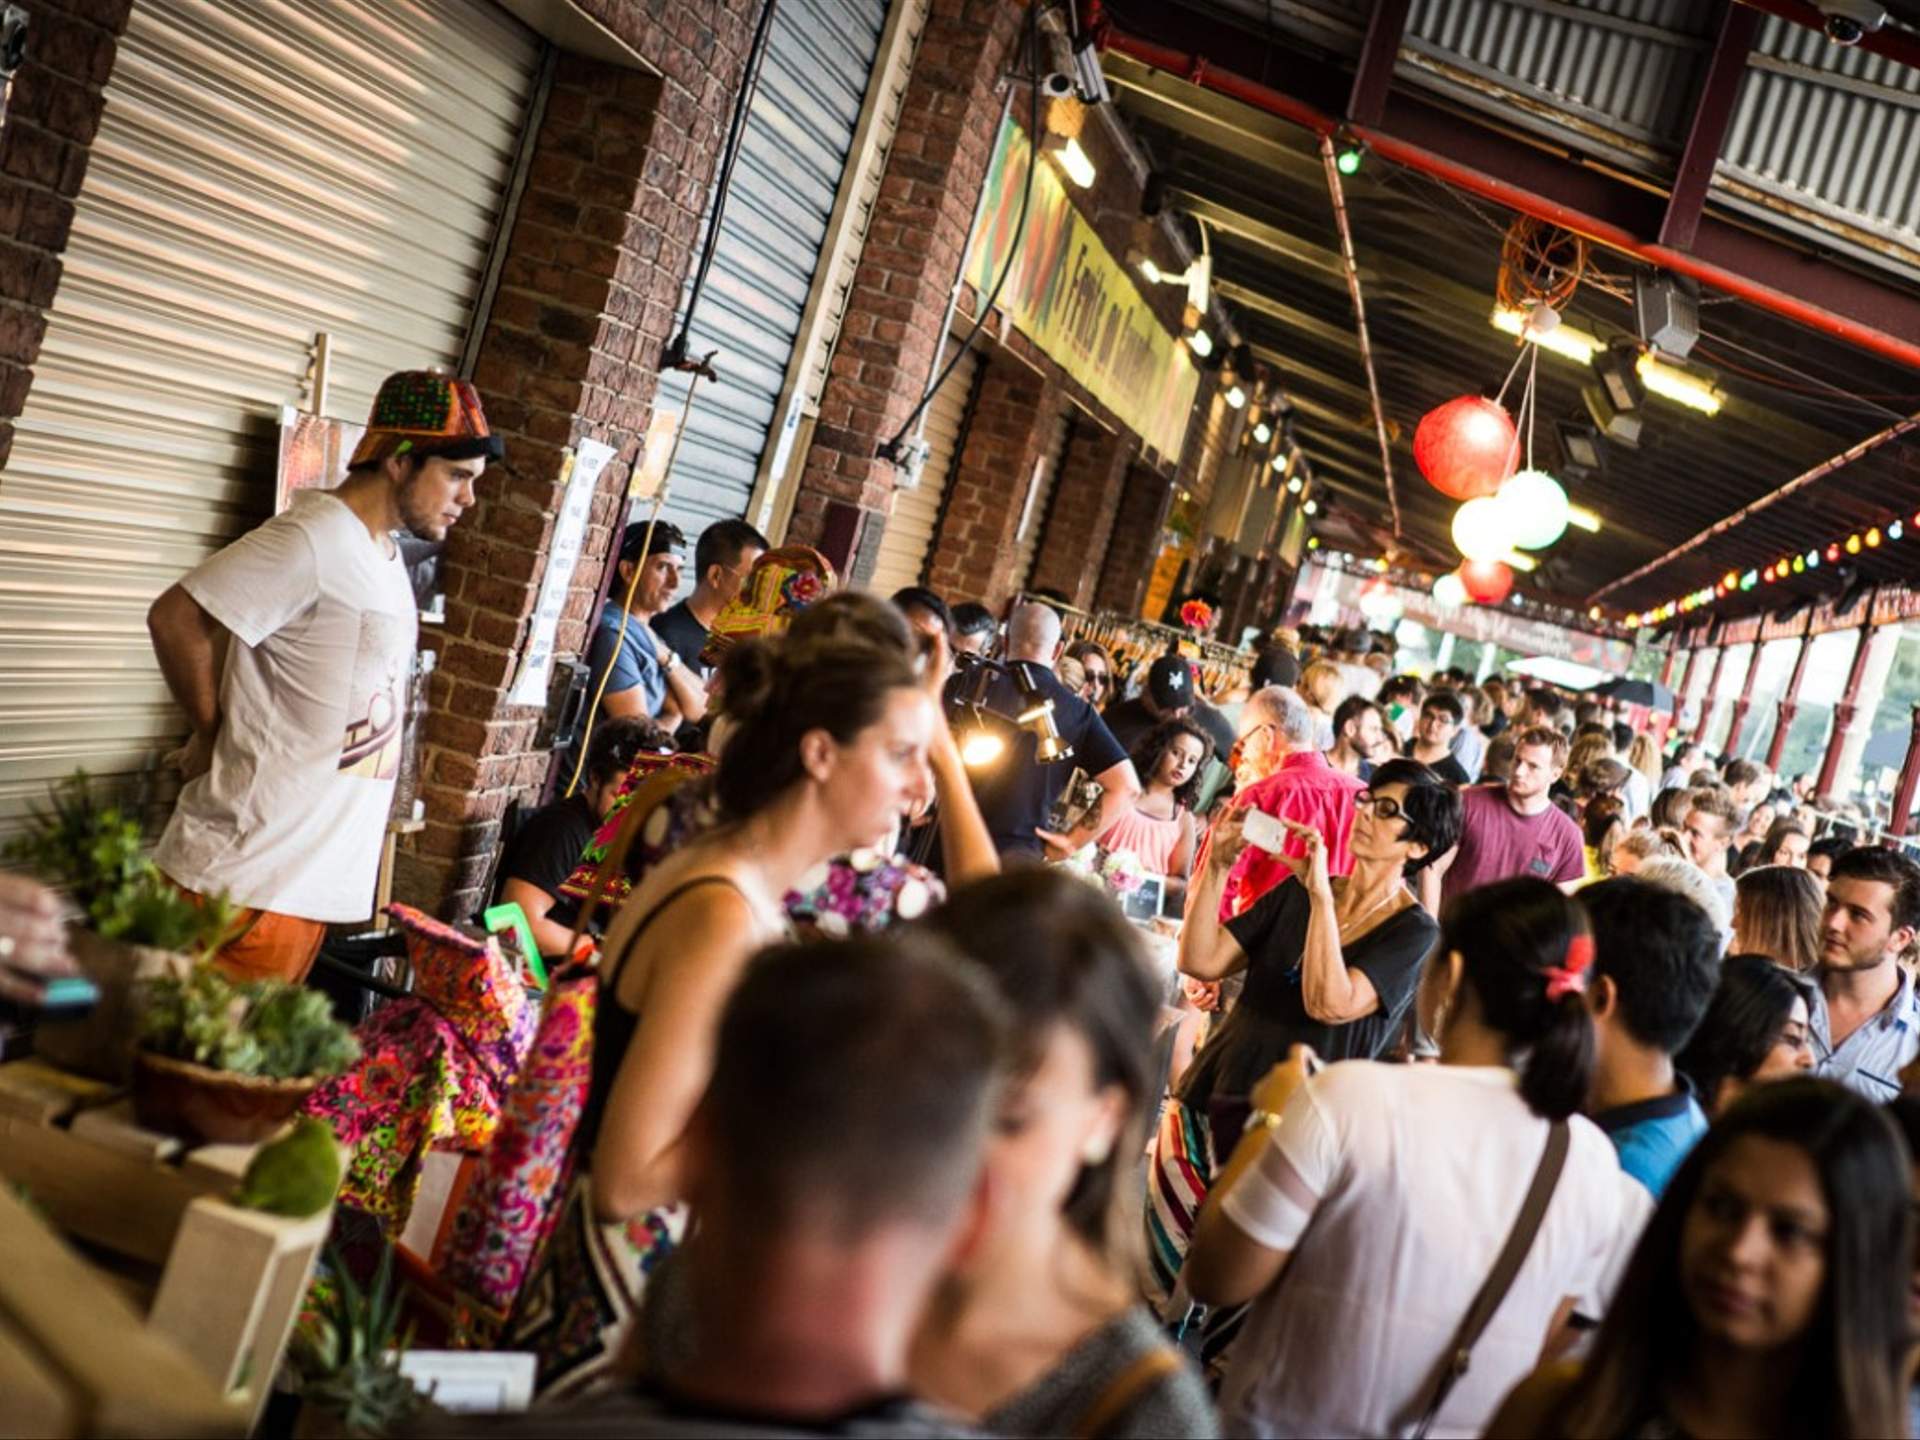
[1099,719,1212,880]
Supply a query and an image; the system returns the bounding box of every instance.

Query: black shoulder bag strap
[1409,1118,1571,1440]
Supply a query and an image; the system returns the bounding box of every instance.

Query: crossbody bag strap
[1074,1344,1186,1440]
[1408,1118,1571,1440]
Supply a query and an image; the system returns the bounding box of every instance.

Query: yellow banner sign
[965,119,1200,461]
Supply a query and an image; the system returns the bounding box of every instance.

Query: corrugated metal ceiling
[1111,41,1920,618]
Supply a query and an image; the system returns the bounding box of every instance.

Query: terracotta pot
[34,928,192,1082]
[130,1051,320,1145]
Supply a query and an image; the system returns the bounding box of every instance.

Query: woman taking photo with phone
[1186,879,1654,1438]
[1146,760,1460,1312]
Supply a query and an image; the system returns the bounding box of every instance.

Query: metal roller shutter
[657,0,889,538]
[0,0,541,831]
[866,340,978,597]
[1009,406,1072,595]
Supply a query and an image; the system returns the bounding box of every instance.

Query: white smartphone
[1243,808,1289,855]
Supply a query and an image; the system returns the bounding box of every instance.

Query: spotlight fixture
[1634,271,1700,360]
[1302,498,1318,515]
[1187,328,1213,358]
[1556,418,1606,473]
[1286,475,1303,494]
[1053,137,1096,188]
[1225,385,1247,409]
[1011,661,1073,764]
[1592,341,1646,414]
[1252,421,1272,444]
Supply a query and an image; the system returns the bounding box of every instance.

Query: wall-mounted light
[1286,475,1303,494]
[1225,385,1247,409]
[1252,422,1272,444]
[1302,498,1318,515]
[1187,328,1212,357]
[1054,137,1096,188]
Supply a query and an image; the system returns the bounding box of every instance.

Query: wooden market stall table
[0,1059,330,1436]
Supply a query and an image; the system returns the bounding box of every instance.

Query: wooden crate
[0,1059,331,1434]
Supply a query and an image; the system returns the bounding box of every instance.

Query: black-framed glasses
[1356,789,1405,822]
[1085,670,1111,691]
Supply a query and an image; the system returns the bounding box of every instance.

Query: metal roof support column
[1659,5,1759,253]
[1694,648,1730,745]
[1816,625,1877,798]
[1318,133,1400,539]
[1887,705,1920,838]
[1767,635,1813,774]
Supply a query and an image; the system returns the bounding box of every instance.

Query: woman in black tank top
[515,631,944,1397]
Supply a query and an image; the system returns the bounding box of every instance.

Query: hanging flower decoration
[1413,395,1517,500]
[1179,599,1215,633]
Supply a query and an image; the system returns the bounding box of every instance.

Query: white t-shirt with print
[155,490,418,922]
[1218,1062,1652,1439]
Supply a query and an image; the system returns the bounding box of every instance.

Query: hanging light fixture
[1459,559,1515,604]
[1498,468,1570,550]
[1452,494,1521,562]
[1433,571,1468,608]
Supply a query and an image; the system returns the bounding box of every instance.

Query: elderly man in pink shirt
[1209,686,1365,920]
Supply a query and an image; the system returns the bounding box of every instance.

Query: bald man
[958,602,1139,862]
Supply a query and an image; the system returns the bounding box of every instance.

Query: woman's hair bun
[718,637,781,723]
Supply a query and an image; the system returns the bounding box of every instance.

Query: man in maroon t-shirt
[1421,726,1584,912]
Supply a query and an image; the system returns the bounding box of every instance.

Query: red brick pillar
[1029,421,1134,610]
[1093,462,1174,617]
[924,355,1058,608]
[0,0,130,469]
[399,9,758,918]
[787,0,1026,548]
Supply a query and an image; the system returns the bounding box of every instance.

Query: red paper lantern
[1413,396,1518,500]
[1460,559,1515,605]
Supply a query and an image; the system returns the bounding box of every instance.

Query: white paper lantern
[1452,495,1519,562]
[1499,469,1570,551]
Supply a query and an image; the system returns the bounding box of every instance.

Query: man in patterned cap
[146,371,502,982]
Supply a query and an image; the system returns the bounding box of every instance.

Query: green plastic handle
[483,902,548,990]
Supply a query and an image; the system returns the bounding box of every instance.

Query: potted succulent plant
[3,770,241,1079]
[134,965,359,1144]
[292,1242,437,1438]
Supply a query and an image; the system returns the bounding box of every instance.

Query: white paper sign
[508,438,617,708]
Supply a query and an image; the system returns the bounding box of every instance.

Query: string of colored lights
[1625,506,1920,630]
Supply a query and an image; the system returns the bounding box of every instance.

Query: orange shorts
[174,887,328,986]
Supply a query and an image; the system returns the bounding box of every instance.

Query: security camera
[1817,0,1887,43]
[1039,72,1077,101]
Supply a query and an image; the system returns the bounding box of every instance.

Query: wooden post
[1816,626,1876,798]
[1768,635,1813,773]
[1660,637,1682,691]
[1888,703,1920,838]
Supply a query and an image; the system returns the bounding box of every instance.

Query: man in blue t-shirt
[564,522,708,783]
[957,602,1138,862]
[1580,877,1722,1196]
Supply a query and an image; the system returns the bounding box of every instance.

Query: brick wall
[786,0,1197,611]
[0,0,129,470]
[1094,461,1175,616]
[923,353,1059,605]
[1028,420,1135,609]
[395,2,761,918]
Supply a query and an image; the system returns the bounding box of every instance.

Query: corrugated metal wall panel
[1720,15,1920,254]
[866,340,977,597]
[655,0,889,538]
[0,0,540,831]
[1011,406,1073,594]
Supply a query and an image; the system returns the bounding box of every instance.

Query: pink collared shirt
[1218,750,1364,919]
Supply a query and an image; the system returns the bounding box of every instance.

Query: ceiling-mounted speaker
[1635,272,1700,359]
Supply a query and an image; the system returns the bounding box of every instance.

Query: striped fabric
[1144,1097,1214,1316]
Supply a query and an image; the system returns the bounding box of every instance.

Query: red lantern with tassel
[1459,558,1515,605]
[1413,396,1517,500]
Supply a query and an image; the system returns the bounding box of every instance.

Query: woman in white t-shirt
[1184,877,1654,1439]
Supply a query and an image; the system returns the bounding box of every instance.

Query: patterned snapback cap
[348,370,505,469]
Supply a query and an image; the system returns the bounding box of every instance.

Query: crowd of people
[10,372,1920,1436]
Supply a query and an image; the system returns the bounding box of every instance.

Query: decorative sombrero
[348,370,504,469]
[698,544,838,668]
